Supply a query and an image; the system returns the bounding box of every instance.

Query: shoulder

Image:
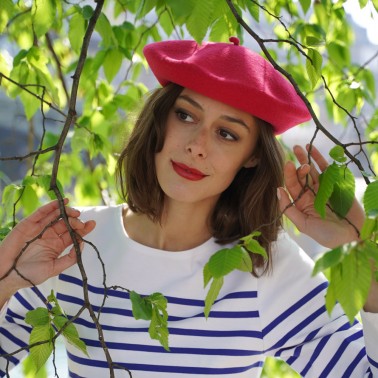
[77,204,124,224]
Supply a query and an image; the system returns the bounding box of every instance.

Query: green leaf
[68,12,86,54]
[244,238,267,259]
[360,217,378,240]
[203,262,212,287]
[95,13,116,48]
[363,181,378,217]
[329,166,355,218]
[53,315,88,356]
[25,308,50,327]
[204,277,224,319]
[332,247,372,323]
[29,324,54,371]
[32,0,56,38]
[306,48,322,88]
[207,247,243,278]
[186,0,215,42]
[314,162,339,218]
[237,247,253,273]
[103,49,123,82]
[246,0,260,21]
[312,247,343,275]
[2,183,22,219]
[299,0,311,14]
[81,5,93,20]
[130,291,153,320]
[329,145,346,163]
[147,294,169,351]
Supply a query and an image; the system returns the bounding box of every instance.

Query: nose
[185,128,208,158]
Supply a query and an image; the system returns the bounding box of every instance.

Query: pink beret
[143,38,311,134]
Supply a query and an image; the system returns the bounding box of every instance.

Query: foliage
[0,0,377,376]
[23,291,87,373]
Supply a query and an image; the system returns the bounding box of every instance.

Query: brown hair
[116,83,285,275]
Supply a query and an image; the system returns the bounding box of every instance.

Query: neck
[123,199,215,251]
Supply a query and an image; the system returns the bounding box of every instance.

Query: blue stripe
[81,337,261,356]
[0,346,19,368]
[262,282,328,337]
[67,351,264,374]
[343,347,366,377]
[14,292,34,312]
[319,330,363,378]
[0,327,28,349]
[59,274,257,307]
[299,320,352,375]
[367,355,378,369]
[57,293,258,320]
[72,316,261,338]
[267,305,325,352]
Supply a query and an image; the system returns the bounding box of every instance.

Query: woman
[1,38,377,377]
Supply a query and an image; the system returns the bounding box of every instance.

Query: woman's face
[155,88,260,208]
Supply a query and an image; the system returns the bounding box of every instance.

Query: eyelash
[174,108,239,142]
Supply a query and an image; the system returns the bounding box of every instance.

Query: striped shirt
[1,205,377,377]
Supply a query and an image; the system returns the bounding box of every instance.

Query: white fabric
[1,205,377,377]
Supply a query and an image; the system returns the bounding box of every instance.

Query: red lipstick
[172,161,207,181]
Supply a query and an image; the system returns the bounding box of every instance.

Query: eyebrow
[177,94,251,131]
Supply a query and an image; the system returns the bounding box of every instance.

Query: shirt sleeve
[0,279,55,376]
[258,232,378,377]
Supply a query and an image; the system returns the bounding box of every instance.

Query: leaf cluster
[23,291,88,373]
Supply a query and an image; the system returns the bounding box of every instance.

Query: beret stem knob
[229,36,240,46]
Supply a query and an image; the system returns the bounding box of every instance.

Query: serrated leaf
[332,247,371,323]
[95,13,115,48]
[204,277,224,319]
[25,308,50,327]
[207,247,243,278]
[68,12,86,54]
[103,49,123,82]
[237,247,253,272]
[314,162,339,218]
[148,298,169,351]
[130,291,153,320]
[186,0,215,42]
[29,324,54,371]
[32,0,56,38]
[329,145,346,163]
[306,48,322,88]
[363,181,378,217]
[329,166,355,218]
[203,262,212,287]
[312,247,343,275]
[360,217,378,240]
[244,238,267,259]
[53,315,88,356]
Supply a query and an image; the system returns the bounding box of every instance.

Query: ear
[243,156,259,168]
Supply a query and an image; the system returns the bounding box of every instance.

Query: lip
[171,161,208,181]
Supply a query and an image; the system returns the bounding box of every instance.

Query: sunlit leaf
[186,0,216,42]
[314,162,339,218]
[363,180,378,216]
[103,49,123,82]
[204,277,224,319]
[329,166,355,218]
[207,247,243,278]
[29,324,54,371]
[53,315,88,356]
[306,48,322,88]
[25,308,50,327]
[130,291,153,320]
[68,12,86,54]
[313,247,343,275]
[32,0,55,38]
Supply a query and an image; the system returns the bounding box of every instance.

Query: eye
[175,110,195,123]
[218,128,238,141]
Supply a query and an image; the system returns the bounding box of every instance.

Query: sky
[344,0,378,45]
